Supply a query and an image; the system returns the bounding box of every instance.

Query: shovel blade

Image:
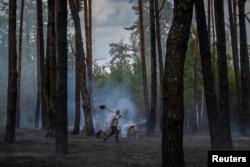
[100,105,106,109]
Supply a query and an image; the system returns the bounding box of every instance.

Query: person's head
[115,109,120,115]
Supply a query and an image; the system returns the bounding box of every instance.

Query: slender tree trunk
[16,0,25,128]
[35,32,40,129]
[35,37,41,128]
[147,0,157,137]
[71,0,81,136]
[162,1,194,166]
[5,0,17,144]
[43,0,56,137]
[72,69,81,135]
[200,88,205,130]
[195,0,229,150]
[155,0,164,131]
[84,0,94,116]
[88,0,94,116]
[55,0,68,154]
[238,0,249,136]
[69,0,95,136]
[214,0,233,149]
[138,0,149,135]
[43,57,51,134]
[211,0,216,73]
[207,0,211,42]
[37,0,46,130]
[35,0,45,129]
[194,29,199,131]
[228,0,241,129]
[35,95,40,128]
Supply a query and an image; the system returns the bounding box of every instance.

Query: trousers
[104,126,119,142]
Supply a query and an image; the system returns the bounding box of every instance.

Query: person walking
[104,109,121,143]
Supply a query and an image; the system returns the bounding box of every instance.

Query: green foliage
[127,0,173,59]
[184,28,203,105]
[109,40,133,65]
[227,53,237,107]
[93,40,144,112]
[183,26,237,111]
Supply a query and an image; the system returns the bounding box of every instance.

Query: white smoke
[93,83,145,137]
[67,70,146,137]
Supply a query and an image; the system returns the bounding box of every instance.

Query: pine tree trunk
[138,0,149,135]
[71,2,81,134]
[238,0,249,136]
[16,0,25,128]
[72,70,81,135]
[37,0,46,130]
[69,0,95,136]
[207,0,211,42]
[195,0,230,150]
[55,0,68,154]
[162,1,194,166]
[35,0,45,129]
[87,0,94,116]
[155,0,164,131]
[35,30,41,128]
[35,95,40,128]
[84,0,94,116]
[147,0,157,137]
[5,0,17,144]
[43,0,56,137]
[214,0,233,149]
[194,29,199,131]
[228,0,241,133]
[211,0,216,73]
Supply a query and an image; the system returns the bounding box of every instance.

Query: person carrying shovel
[104,109,121,143]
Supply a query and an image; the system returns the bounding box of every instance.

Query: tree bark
[72,69,81,135]
[214,0,233,149]
[162,1,194,166]
[195,0,231,150]
[138,0,149,135]
[87,0,94,117]
[16,0,25,128]
[211,0,216,73]
[194,29,199,130]
[238,0,249,136]
[207,0,211,42]
[69,0,95,136]
[155,0,164,131]
[35,0,46,129]
[147,0,157,137]
[5,0,17,144]
[228,0,241,133]
[43,0,56,137]
[84,0,93,114]
[55,0,69,154]
[70,0,81,136]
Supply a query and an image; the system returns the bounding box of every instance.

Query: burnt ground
[0,127,250,167]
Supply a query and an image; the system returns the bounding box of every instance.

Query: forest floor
[0,127,250,167]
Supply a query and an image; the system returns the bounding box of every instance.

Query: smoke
[67,72,145,137]
[92,83,145,137]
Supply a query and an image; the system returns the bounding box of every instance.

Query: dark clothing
[104,126,119,143]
